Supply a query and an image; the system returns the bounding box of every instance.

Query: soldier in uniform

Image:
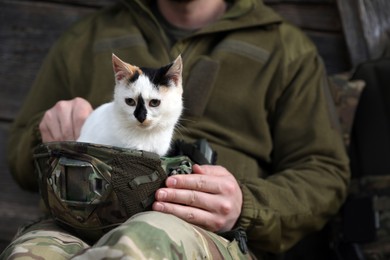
[2,0,350,259]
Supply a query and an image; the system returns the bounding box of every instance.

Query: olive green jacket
[7,0,350,256]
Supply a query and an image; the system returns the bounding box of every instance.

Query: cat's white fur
[77,54,183,156]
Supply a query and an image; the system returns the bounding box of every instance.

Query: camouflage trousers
[1,211,251,259]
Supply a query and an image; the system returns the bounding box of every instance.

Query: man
[2,0,350,259]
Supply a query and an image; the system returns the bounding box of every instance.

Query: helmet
[33,141,193,242]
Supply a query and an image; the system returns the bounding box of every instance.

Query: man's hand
[153,164,243,232]
[39,97,93,142]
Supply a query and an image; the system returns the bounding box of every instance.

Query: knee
[1,230,88,260]
[104,211,186,240]
[94,211,208,259]
[127,211,183,227]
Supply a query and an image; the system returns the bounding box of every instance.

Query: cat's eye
[149,99,161,107]
[125,98,136,106]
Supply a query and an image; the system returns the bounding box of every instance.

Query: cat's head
[112,54,183,130]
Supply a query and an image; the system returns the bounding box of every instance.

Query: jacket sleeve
[237,49,350,253]
[7,39,73,191]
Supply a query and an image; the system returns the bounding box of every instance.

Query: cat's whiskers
[177,117,195,124]
[173,122,189,138]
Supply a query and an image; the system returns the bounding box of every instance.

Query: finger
[192,164,204,174]
[156,187,236,219]
[192,164,229,177]
[39,110,62,142]
[155,188,216,211]
[39,116,54,142]
[71,98,93,139]
[54,101,75,141]
[166,174,222,194]
[72,114,82,140]
[152,201,218,231]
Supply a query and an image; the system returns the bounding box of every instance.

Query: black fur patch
[141,63,173,88]
[128,71,140,83]
[134,95,147,123]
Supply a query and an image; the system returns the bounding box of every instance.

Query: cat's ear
[112,54,139,83]
[166,55,183,87]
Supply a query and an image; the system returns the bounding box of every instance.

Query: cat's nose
[135,113,146,123]
[134,100,147,123]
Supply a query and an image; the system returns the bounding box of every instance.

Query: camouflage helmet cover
[33,141,193,242]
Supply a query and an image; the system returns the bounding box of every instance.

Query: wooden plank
[357,0,390,60]
[45,0,118,7]
[305,31,351,74]
[265,0,334,3]
[337,0,390,67]
[336,0,370,67]
[0,201,42,251]
[270,3,341,32]
[12,0,118,7]
[0,121,41,252]
[0,1,96,121]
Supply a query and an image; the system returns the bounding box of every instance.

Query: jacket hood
[119,0,282,33]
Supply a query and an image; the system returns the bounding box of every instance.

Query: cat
[77,54,183,156]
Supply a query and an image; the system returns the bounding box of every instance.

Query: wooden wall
[338,0,390,66]
[0,0,365,252]
[0,0,101,251]
[266,0,351,74]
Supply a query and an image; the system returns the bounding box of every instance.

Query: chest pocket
[183,57,220,117]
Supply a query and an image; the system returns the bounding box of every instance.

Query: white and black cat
[77,54,183,156]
